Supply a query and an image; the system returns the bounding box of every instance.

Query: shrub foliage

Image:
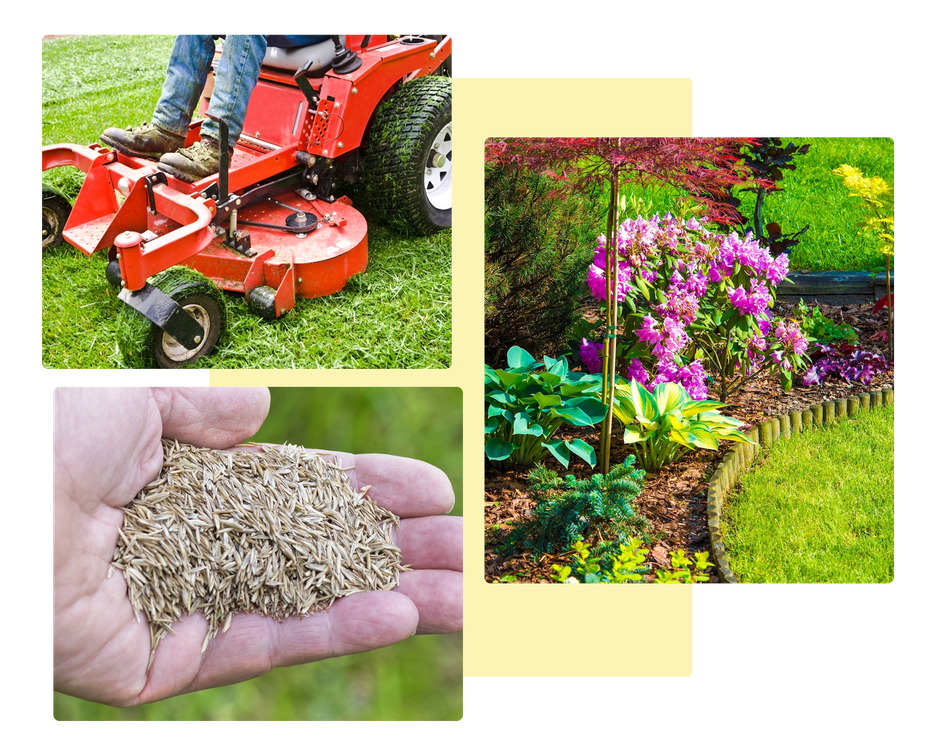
[503,455,647,556]
[485,163,597,367]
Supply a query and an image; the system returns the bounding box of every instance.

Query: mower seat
[262,35,342,73]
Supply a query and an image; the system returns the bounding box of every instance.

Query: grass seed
[112,440,409,667]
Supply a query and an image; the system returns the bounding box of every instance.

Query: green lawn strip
[720,405,893,583]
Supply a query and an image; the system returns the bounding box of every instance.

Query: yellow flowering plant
[833,164,894,360]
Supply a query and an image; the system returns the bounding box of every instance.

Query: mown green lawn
[721,404,893,583]
[596,137,893,273]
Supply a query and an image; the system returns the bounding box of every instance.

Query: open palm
[53,388,462,706]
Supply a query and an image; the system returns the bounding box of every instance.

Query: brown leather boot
[100,122,185,160]
[158,137,231,183]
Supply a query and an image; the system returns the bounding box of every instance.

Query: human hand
[53,388,462,706]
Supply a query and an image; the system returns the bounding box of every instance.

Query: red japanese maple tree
[485,137,768,228]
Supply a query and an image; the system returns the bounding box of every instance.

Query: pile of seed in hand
[111,440,408,666]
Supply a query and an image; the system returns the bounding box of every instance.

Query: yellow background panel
[213,77,695,677]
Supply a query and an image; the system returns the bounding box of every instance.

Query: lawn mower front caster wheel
[116,267,226,369]
[248,285,278,321]
[43,189,71,249]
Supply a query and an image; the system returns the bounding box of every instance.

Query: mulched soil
[484,300,894,584]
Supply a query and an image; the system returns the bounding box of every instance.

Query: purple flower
[626,358,650,386]
[801,367,822,386]
[800,343,890,386]
[579,338,603,374]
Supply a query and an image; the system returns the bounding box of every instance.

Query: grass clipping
[112,440,408,666]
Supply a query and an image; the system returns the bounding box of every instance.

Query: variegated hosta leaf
[654,382,687,414]
[680,399,728,417]
[623,426,649,444]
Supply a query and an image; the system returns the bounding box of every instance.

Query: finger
[137,590,418,703]
[396,516,463,572]
[153,387,270,448]
[395,570,462,635]
[337,453,456,518]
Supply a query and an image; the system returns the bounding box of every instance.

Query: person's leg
[151,35,217,138]
[199,35,266,144]
[159,35,267,183]
[100,35,216,159]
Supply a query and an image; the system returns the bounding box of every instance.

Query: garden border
[778,270,894,305]
[705,385,894,584]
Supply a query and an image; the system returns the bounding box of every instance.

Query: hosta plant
[613,379,754,471]
[485,346,609,468]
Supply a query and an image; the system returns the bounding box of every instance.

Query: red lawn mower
[42,35,451,367]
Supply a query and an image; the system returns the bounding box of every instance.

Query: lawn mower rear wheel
[43,189,71,250]
[360,76,452,235]
[116,266,226,369]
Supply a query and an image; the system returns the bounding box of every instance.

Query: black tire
[360,76,452,235]
[116,266,226,369]
[43,189,71,249]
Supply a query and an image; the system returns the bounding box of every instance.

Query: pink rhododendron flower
[587,264,607,301]
[774,318,808,355]
[582,212,807,400]
[727,282,770,317]
[637,315,663,345]
[766,252,791,284]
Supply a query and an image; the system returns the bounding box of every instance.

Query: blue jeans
[153,35,266,145]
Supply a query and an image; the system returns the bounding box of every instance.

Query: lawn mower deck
[43,141,368,313]
[42,34,451,367]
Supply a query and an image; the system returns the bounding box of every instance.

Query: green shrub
[795,299,858,344]
[485,162,598,367]
[503,456,646,557]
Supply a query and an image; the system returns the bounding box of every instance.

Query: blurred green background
[54,387,463,720]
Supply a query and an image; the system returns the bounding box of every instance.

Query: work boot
[158,137,230,183]
[100,122,185,160]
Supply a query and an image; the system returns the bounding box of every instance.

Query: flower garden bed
[484,300,894,584]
